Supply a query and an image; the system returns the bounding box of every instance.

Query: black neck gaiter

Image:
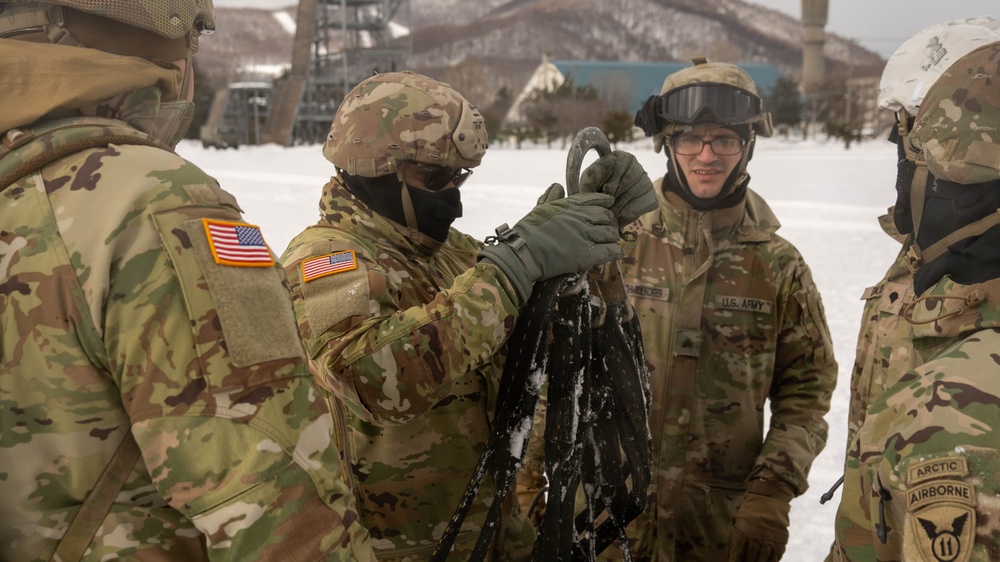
[913,177,1000,294]
[341,170,463,244]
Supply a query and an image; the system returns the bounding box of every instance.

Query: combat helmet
[897,41,1000,275]
[879,16,1000,117]
[324,71,488,179]
[912,41,1000,186]
[634,57,774,154]
[878,16,1000,164]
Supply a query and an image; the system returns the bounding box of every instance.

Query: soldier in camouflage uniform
[828,18,1000,561]
[829,41,1000,562]
[279,70,655,560]
[0,2,375,560]
[528,58,837,562]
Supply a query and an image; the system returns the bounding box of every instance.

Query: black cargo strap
[432,269,652,561]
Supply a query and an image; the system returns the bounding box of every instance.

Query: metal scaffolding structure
[264,0,412,146]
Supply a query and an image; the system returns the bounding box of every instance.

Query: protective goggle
[406,162,473,191]
[635,83,763,136]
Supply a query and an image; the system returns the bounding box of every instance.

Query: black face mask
[911,176,1000,294]
[893,158,917,235]
[407,186,463,243]
[341,170,462,244]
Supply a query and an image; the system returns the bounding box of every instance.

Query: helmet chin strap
[395,171,451,253]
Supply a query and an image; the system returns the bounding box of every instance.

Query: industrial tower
[263,0,412,146]
[800,0,828,92]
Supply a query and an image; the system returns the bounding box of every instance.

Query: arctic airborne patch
[715,295,773,314]
[908,457,969,485]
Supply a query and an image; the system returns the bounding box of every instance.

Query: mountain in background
[197,0,884,108]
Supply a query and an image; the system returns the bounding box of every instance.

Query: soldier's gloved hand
[579,150,657,229]
[536,182,565,205]
[478,192,622,304]
[728,479,794,562]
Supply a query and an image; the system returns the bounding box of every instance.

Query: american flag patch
[302,251,357,282]
[202,219,275,267]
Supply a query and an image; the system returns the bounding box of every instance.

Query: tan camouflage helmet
[644,57,774,152]
[911,41,1000,185]
[1,0,215,39]
[324,71,488,177]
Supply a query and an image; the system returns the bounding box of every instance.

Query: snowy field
[177,135,902,560]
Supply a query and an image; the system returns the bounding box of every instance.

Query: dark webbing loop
[431,270,652,561]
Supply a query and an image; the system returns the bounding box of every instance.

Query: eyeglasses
[635,83,763,137]
[672,136,746,156]
[406,162,473,191]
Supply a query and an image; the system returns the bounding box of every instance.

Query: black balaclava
[341,170,463,244]
[663,126,751,211]
[889,115,917,235]
[911,176,1000,294]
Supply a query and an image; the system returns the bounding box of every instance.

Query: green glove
[579,150,657,228]
[478,192,622,303]
[536,182,565,205]
[729,479,794,562]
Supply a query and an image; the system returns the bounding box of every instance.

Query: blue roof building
[504,56,781,126]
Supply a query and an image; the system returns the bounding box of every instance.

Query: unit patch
[302,250,358,282]
[715,295,773,314]
[202,218,274,267]
[625,284,669,302]
[904,456,976,562]
[908,504,975,562]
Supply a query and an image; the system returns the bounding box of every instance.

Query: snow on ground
[177,135,903,560]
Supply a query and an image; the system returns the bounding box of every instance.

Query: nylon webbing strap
[51,432,141,562]
[909,162,929,237]
[432,270,652,562]
[431,273,570,561]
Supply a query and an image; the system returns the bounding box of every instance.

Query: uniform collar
[640,177,780,243]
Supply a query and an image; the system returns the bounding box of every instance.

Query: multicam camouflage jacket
[280,180,535,561]
[830,212,917,561]
[830,276,1000,562]
[0,43,373,562]
[602,181,837,561]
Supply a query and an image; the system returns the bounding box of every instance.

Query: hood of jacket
[0,39,191,146]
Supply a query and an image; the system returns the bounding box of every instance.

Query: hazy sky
[213,0,998,58]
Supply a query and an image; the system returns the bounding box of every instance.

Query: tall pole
[801,0,828,93]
